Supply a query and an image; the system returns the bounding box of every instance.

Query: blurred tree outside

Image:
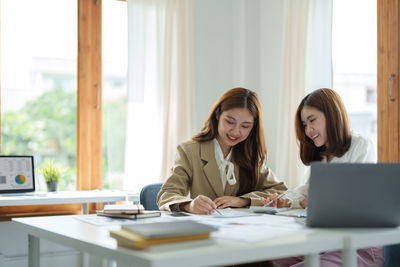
[102,96,127,189]
[1,87,127,191]
[1,88,77,190]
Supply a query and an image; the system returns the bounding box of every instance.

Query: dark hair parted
[295,88,351,165]
[193,87,267,195]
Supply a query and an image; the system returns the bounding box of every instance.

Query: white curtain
[276,0,332,189]
[124,0,194,192]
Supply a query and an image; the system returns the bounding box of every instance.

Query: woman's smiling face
[216,107,254,155]
[301,106,328,148]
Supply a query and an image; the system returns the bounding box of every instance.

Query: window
[0,0,78,191]
[332,0,377,147]
[102,0,128,189]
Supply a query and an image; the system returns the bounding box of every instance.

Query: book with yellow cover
[110,229,211,249]
[121,220,217,238]
[109,220,218,249]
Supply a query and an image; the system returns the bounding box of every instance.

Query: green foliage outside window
[1,87,127,191]
[1,88,77,190]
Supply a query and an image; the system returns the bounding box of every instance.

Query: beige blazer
[157,139,287,211]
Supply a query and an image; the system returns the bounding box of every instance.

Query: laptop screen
[306,162,400,227]
[0,156,35,194]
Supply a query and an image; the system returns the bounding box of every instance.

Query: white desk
[326,228,400,266]
[12,214,344,267]
[0,190,140,214]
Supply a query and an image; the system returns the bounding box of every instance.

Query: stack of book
[96,204,161,219]
[110,220,218,250]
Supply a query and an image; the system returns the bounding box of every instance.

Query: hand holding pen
[261,192,290,208]
[181,195,218,214]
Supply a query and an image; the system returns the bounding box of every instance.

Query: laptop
[0,155,36,195]
[306,162,400,228]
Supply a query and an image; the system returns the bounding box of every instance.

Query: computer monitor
[0,155,35,194]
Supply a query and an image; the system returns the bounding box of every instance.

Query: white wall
[194,0,285,172]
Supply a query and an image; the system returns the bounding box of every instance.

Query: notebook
[102,204,145,214]
[306,163,400,227]
[0,156,35,194]
[97,210,161,219]
[121,220,218,239]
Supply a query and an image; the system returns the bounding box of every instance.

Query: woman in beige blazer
[157,87,287,214]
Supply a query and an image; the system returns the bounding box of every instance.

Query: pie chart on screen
[15,174,26,184]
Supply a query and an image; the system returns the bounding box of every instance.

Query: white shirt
[287,134,376,208]
[213,139,237,191]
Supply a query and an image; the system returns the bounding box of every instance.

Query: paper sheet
[76,209,307,243]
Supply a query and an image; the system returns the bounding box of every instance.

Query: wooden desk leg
[82,203,89,214]
[28,235,40,267]
[342,248,357,267]
[304,253,319,267]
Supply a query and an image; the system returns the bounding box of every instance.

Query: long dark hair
[295,88,351,165]
[193,87,267,195]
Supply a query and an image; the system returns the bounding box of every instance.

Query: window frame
[77,0,102,191]
[377,0,400,162]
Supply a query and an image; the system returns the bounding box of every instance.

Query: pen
[263,191,288,207]
[214,208,222,215]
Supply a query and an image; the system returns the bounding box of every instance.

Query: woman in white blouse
[263,88,384,267]
[157,87,287,214]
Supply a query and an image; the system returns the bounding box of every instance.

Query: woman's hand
[180,195,216,214]
[300,197,308,208]
[214,196,250,209]
[260,194,291,208]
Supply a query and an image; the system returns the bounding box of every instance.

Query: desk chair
[384,244,400,267]
[139,183,163,210]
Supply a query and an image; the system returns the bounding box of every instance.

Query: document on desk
[76,214,171,226]
[211,208,261,218]
[210,214,307,242]
[212,224,302,242]
[165,208,261,224]
[166,209,305,242]
[77,212,306,242]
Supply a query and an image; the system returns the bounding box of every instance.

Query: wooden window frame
[77,0,102,190]
[377,0,400,162]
